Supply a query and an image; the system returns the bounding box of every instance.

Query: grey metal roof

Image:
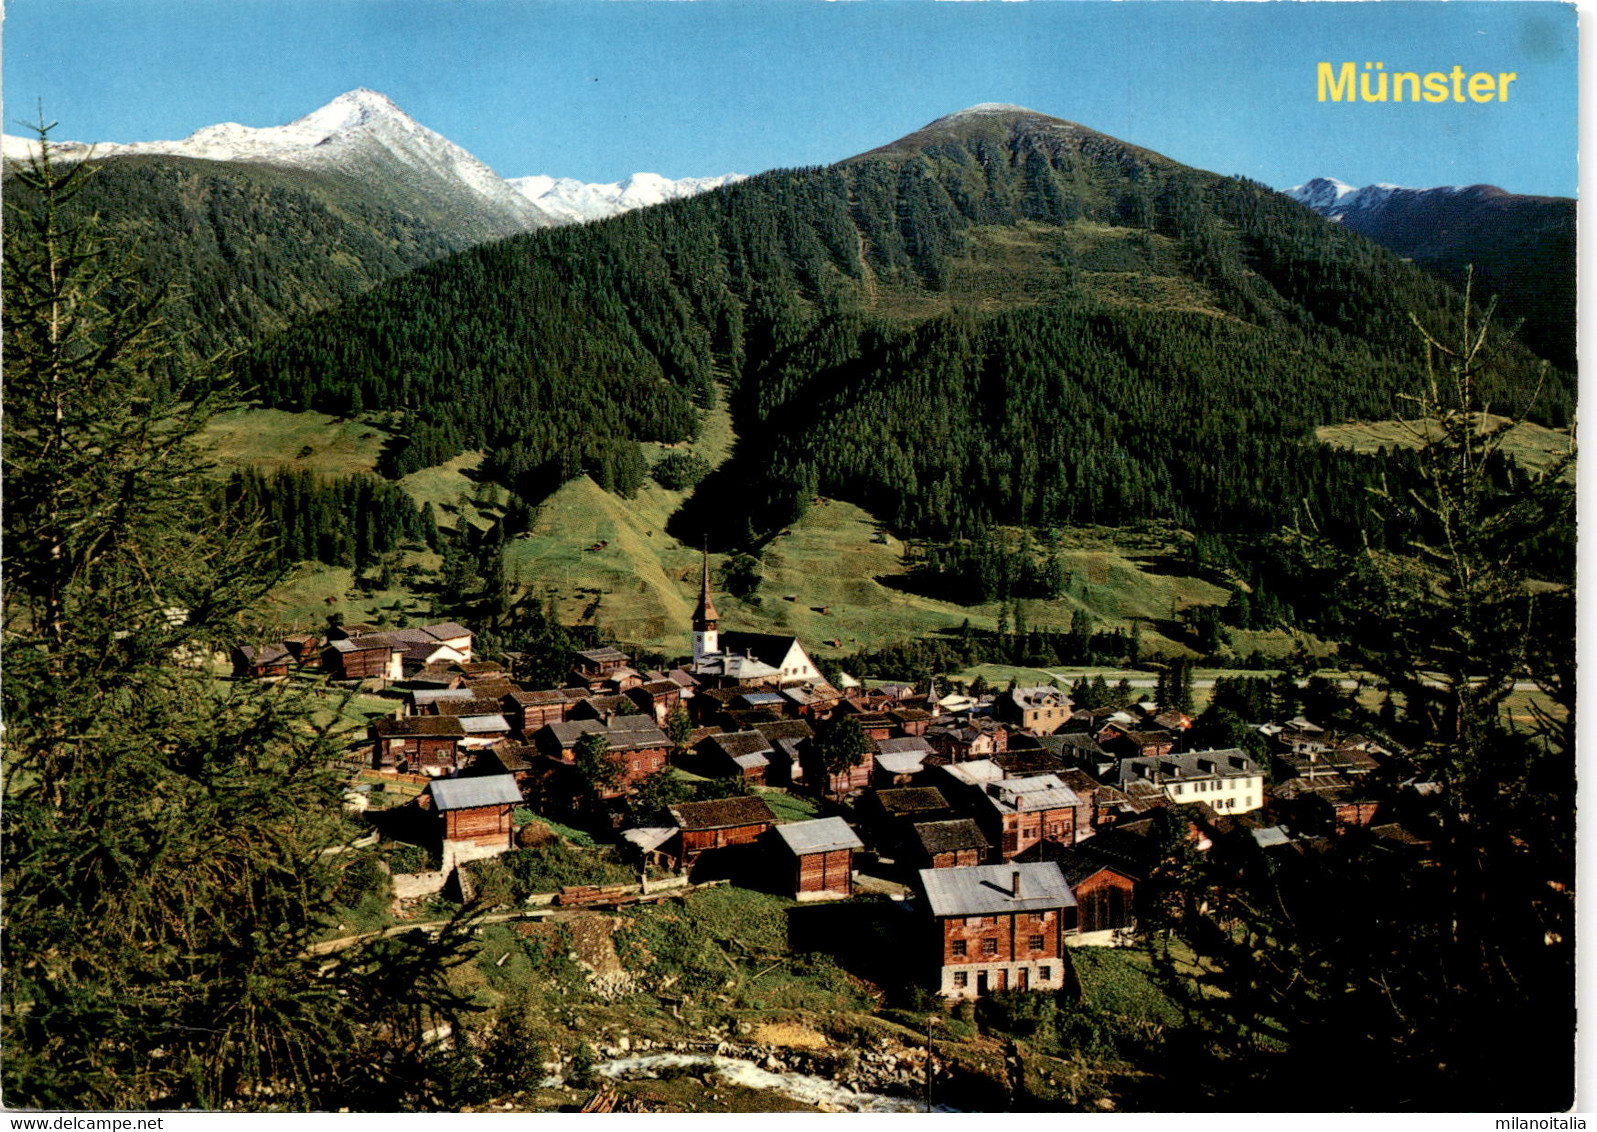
[876,736,934,757]
[622,826,677,853]
[918,862,1076,918]
[875,750,929,776]
[1118,748,1259,786]
[421,622,473,641]
[430,775,522,811]
[984,775,1082,815]
[459,714,511,734]
[1252,826,1293,849]
[411,688,477,706]
[772,817,863,856]
[938,760,1004,787]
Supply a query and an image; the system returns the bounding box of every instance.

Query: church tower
[692,550,719,665]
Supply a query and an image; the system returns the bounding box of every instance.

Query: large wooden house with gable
[918,862,1077,999]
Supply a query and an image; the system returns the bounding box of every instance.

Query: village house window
[953,972,968,988]
[1030,934,1045,950]
[1038,966,1051,981]
[1173,784,1184,795]
[981,938,998,956]
[966,915,983,927]
[952,940,967,957]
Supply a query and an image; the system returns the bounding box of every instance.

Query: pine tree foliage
[2,129,481,1111]
[1139,287,1575,1110]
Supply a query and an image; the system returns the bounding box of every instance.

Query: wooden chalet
[532,718,671,799]
[848,713,897,743]
[231,643,292,680]
[408,687,478,715]
[918,862,1077,998]
[1055,851,1139,936]
[872,786,958,846]
[667,795,777,871]
[780,682,844,720]
[371,715,467,774]
[978,775,1087,859]
[569,693,643,725]
[770,816,863,900]
[1100,726,1175,761]
[688,687,743,727]
[282,633,322,668]
[626,679,684,727]
[887,708,934,737]
[909,818,991,869]
[601,666,645,694]
[570,646,633,690]
[474,742,539,791]
[429,774,521,850]
[1040,826,1155,935]
[323,634,404,681]
[802,738,876,799]
[701,730,778,783]
[925,719,1009,763]
[502,688,572,738]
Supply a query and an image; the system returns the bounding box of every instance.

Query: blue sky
[2,0,1578,195]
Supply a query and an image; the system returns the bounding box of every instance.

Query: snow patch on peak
[3,89,556,231]
[509,171,745,224]
[946,103,1038,119]
[1284,177,1360,210]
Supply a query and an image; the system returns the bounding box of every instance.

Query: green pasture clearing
[198,407,391,477]
[256,556,442,630]
[398,451,495,530]
[1316,415,1574,478]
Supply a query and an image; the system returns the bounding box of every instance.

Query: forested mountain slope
[1289,177,1576,372]
[1,154,501,358]
[237,105,1570,547]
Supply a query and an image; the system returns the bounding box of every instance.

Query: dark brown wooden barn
[667,795,776,871]
[770,817,863,900]
[429,775,521,850]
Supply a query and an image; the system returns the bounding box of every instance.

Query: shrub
[650,452,712,491]
[387,843,431,874]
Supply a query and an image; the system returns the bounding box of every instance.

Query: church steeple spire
[692,549,719,664]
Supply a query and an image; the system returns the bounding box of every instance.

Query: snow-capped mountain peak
[509,170,746,224]
[1285,177,1360,212]
[3,90,558,232]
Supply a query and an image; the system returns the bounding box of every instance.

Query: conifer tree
[2,129,478,1111]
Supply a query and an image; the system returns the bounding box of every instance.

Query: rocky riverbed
[551,1027,961,1113]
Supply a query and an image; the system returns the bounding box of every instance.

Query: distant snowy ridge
[1286,176,1469,221]
[3,89,556,232]
[509,171,746,223]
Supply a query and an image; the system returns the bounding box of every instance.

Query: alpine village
[1,95,1575,1115]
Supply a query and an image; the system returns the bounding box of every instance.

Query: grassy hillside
[202,388,1330,663]
[1316,415,1575,477]
[198,407,390,476]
